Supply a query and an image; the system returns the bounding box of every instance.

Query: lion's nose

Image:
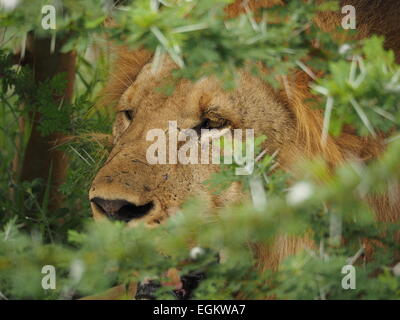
[90,197,154,222]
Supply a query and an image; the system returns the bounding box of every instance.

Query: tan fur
[90,0,400,277]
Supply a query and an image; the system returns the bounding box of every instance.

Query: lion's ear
[98,47,153,110]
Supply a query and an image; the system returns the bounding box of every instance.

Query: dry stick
[350,97,376,137]
[347,245,366,265]
[69,145,92,166]
[321,96,334,147]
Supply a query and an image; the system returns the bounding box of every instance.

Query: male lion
[88,0,400,298]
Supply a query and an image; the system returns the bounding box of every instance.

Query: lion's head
[89,45,371,227]
[89,53,299,225]
[89,0,396,228]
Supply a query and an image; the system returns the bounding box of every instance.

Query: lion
[87,0,400,298]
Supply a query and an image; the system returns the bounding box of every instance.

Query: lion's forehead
[121,75,207,123]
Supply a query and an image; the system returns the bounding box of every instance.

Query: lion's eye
[122,110,133,121]
[193,117,228,135]
[202,118,227,129]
